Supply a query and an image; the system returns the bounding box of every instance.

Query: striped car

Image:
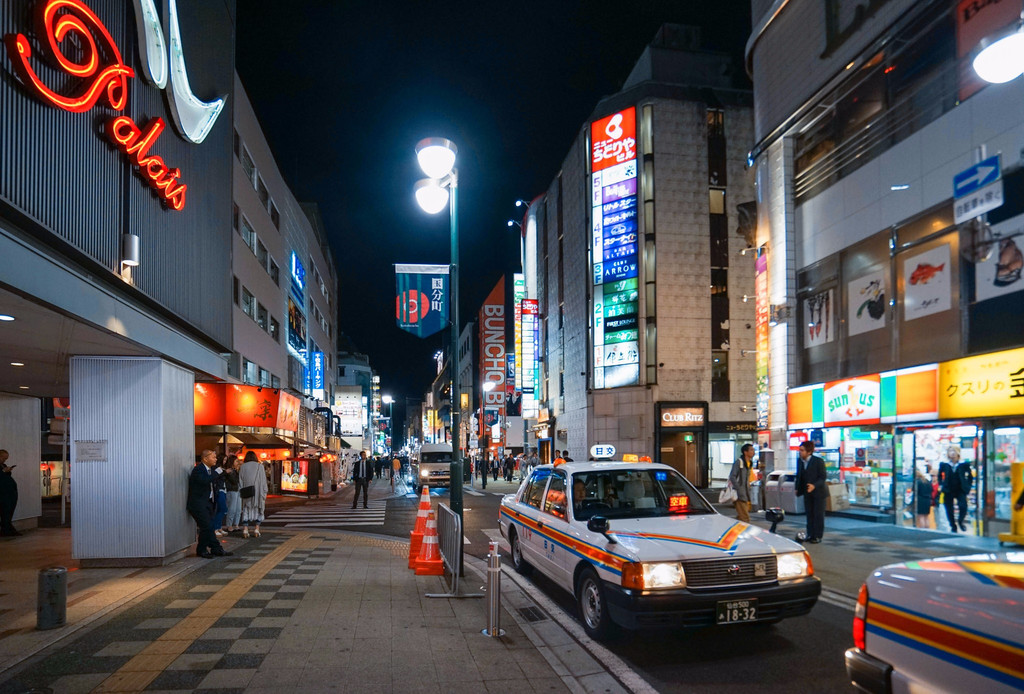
[498,462,820,639]
[846,555,1024,693]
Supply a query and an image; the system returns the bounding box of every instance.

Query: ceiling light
[0,314,14,321]
[18,385,29,389]
[10,362,24,367]
[890,184,910,191]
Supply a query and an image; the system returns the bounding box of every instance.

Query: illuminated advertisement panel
[589,106,640,391]
[281,459,308,493]
[513,273,525,392]
[522,299,539,417]
[755,253,770,429]
[478,278,505,444]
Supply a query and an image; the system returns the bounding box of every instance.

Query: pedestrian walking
[729,443,755,522]
[352,451,372,508]
[796,440,827,543]
[391,455,402,489]
[188,450,231,557]
[238,451,267,538]
[492,454,499,481]
[223,455,241,532]
[0,450,20,536]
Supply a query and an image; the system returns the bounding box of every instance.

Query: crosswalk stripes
[262,500,387,528]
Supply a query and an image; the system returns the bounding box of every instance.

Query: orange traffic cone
[409,485,431,569]
[414,511,444,576]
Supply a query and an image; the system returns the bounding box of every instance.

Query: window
[240,217,257,254]
[269,259,280,286]
[257,303,268,331]
[239,148,256,186]
[712,350,729,401]
[271,375,280,389]
[257,240,269,268]
[543,471,568,518]
[232,203,239,231]
[270,201,280,229]
[242,358,257,385]
[571,469,711,520]
[232,276,239,305]
[709,189,725,215]
[259,367,270,386]
[522,469,551,509]
[270,316,280,343]
[256,175,270,208]
[242,288,255,320]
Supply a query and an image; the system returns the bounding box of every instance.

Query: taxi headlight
[622,562,686,590]
[778,551,812,579]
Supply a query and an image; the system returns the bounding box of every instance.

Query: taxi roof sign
[590,444,616,460]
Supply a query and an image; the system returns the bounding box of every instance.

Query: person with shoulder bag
[728,443,755,522]
[238,451,267,538]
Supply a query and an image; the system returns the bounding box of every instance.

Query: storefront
[708,421,758,484]
[656,402,708,487]
[787,348,1024,537]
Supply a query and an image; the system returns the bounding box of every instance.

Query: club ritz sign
[4,0,227,211]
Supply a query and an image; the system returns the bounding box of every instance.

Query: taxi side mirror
[587,516,617,544]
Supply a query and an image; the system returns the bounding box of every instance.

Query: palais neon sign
[4,0,225,211]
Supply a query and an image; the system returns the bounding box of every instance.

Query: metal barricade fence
[426,503,482,599]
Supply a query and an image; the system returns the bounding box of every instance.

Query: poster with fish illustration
[974,222,1024,302]
[804,288,834,349]
[903,244,951,321]
[847,270,886,337]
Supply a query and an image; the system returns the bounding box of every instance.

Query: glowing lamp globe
[415,138,457,178]
[974,30,1024,84]
[415,178,449,214]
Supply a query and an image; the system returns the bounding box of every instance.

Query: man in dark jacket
[188,450,231,558]
[797,441,828,543]
[352,451,372,508]
[939,447,971,532]
[0,450,20,536]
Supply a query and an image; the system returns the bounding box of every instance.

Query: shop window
[990,426,1023,521]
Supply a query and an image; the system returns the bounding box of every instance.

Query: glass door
[895,431,917,528]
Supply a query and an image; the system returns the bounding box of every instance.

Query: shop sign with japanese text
[938,346,1024,419]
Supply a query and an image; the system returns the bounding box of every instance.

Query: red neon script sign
[5,0,188,210]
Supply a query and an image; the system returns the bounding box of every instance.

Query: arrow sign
[953,154,1001,199]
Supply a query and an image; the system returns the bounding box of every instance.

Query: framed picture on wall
[848,270,886,336]
[903,244,951,321]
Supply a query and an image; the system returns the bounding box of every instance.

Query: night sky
[235,0,752,409]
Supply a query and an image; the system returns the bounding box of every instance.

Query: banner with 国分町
[395,264,449,338]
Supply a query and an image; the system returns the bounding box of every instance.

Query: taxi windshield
[570,468,712,520]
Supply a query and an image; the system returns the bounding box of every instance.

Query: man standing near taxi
[729,443,756,522]
[352,451,372,509]
[797,441,827,543]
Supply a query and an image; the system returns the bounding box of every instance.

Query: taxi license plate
[716,599,758,624]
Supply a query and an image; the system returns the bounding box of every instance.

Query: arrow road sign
[953,154,1001,199]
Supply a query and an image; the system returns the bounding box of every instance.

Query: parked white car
[498,462,820,639]
[846,553,1024,693]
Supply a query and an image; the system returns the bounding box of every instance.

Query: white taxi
[498,462,820,639]
[846,553,1024,693]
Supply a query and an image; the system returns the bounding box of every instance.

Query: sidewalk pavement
[0,478,627,694]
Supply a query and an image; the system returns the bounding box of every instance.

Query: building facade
[528,26,756,485]
[748,0,1024,536]
[0,0,234,561]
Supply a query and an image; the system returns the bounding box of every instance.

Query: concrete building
[335,351,374,452]
[747,0,1024,536]
[526,25,756,486]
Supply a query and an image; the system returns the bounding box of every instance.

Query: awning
[236,433,293,449]
[194,433,245,452]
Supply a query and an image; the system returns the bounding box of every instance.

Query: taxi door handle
[536,521,545,529]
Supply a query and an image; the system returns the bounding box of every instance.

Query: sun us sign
[4,0,227,211]
[823,375,881,426]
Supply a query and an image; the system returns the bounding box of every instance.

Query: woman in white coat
[238,451,268,538]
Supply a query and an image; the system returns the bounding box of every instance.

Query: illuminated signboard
[479,278,505,443]
[287,297,307,357]
[311,351,325,390]
[291,252,306,295]
[938,346,1024,419]
[591,108,640,390]
[3,0,228,210]
[513,274,525,392]
[522,299,539,417]
[755,253,770,429]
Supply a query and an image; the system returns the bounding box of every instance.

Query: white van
[416,443,453,487]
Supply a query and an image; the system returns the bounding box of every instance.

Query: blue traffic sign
[953,154,1001,199]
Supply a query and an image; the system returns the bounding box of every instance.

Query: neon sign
[2,0,222,211]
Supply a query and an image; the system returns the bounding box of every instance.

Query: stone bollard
[37,566,67,630]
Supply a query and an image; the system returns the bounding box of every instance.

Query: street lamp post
[414,138,464,549]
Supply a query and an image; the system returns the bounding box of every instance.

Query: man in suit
[797,440,828,543]
[352,451,372,509]
[939,447,972,532]
[188,450,232,558]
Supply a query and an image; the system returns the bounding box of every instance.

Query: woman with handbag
[223,456,241,533]
[728,444,756,522]
[238,451,268,538]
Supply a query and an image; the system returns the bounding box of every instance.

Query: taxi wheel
[576,568,616,640]
[509,529,532,576]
